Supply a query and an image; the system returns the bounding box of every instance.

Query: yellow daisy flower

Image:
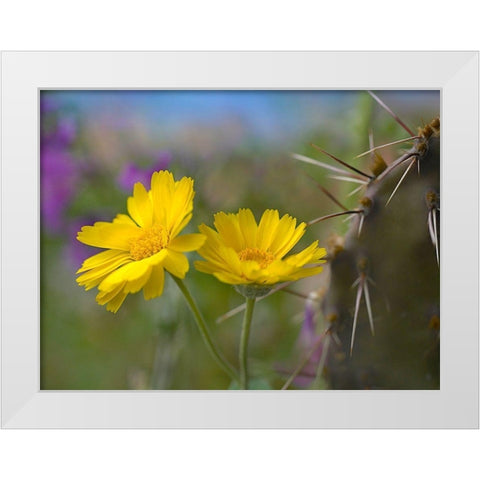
[195,208,326,293]
[76,171,206,313]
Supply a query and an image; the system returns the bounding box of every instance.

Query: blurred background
[40,90,439,389]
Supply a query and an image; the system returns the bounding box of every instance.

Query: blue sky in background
[43,90,440,144]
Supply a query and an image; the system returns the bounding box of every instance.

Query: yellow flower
[76,171,206,313]
[195,208,326,290]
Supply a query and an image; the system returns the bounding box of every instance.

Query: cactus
[297,98,440,389]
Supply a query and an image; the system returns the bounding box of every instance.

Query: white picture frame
[1,51,478,428]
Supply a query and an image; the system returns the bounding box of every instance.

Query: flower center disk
[238,247,274,269]
[129,225,170,260]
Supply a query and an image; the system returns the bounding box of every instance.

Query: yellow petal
[163,250,189,278]
[171,213,193,239]
[196,242,227,270]
[168,177,194,233]
[169,233,206,252]
[77,254,132,288]
[77,249,129,273]
[239,260,263,281]
[123,265,152,294]
[98,258,151,291]
[143,265,165,300]
[194,258,230,275]
[96,282,126,305]
[127,182,153,228]
[78,275,111,291]
[194,241,242,277]
[311,247,327,262]
[275,222,307,258]
[262,259,293,277]
[146,249,169,266]
[285,241,324,267]
[268,215,302,257]
[96,281,129,313]
[77,222,140,250]
[194,260,220,274]
[287,265,324,281]
[127,197,141,227]
[237,208,257,247]
[218,245,243,275]
[213,212,244,250]
[198,224,223,250]
[113,214,137,226]
[106,291,128,313]
[244,261,284,285]
[151,170,175,225]
[257,209,280,250]
[213,271,245,284]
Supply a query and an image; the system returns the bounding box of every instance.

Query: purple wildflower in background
[41,147,78,233]
[40,98,79,235]
[54,116,77,146]
[42,114,77,147]
[117,150,172,191]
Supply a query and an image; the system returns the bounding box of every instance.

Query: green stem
[239,297,256,390]
[171,275,239,383]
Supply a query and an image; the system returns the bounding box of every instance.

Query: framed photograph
[1,51,478,428]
